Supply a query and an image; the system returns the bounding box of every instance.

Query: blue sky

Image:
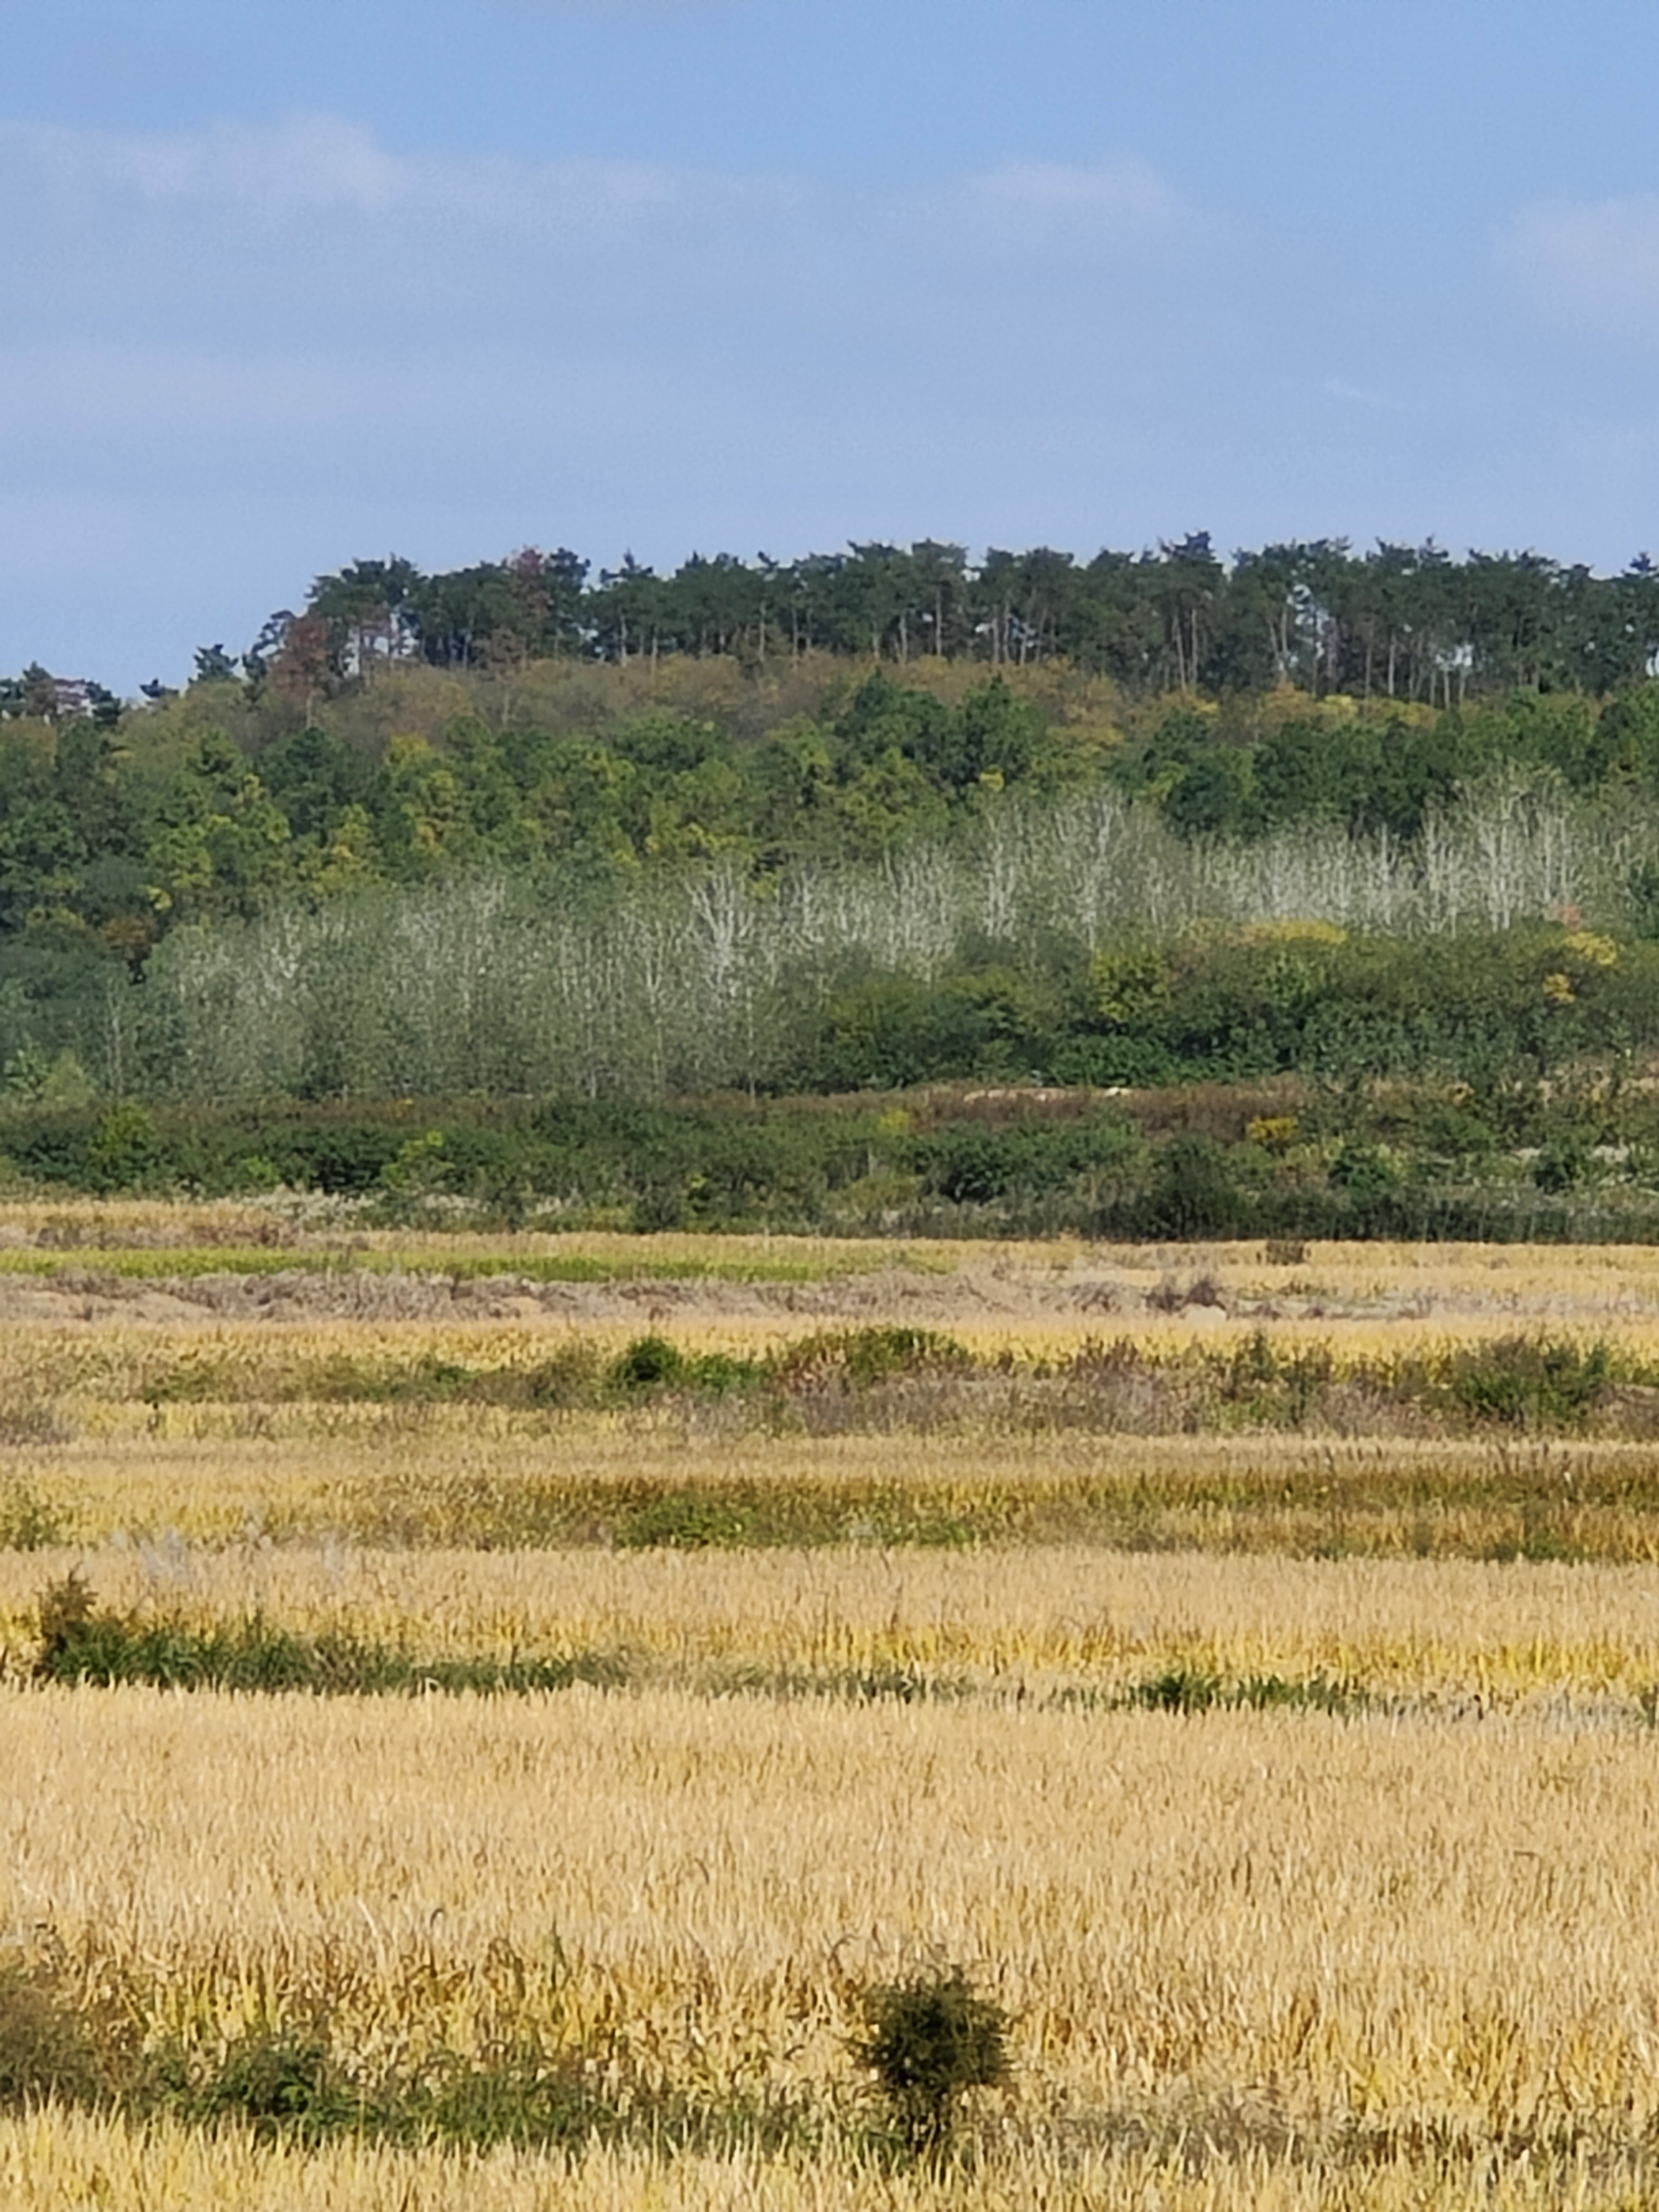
[4,0,1659,689]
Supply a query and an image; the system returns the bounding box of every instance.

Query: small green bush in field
[1446,1334,1612,1430]
[607,1335,765,1396]
[852,1966,1011,2159]
[609,1333,687,1389]
[34,1568,98,1672]
[188,2030,357,2143]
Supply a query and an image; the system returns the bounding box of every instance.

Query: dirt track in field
[4,1244,1659,1332]
[0,1261,1121,1331]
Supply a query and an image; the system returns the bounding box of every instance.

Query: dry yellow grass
[1,2107,1647,2211]
[7,1683,1659,2172]
[6,1541,1659,1705]
[13,1195,1659,1322]
[6,1417,1659,1564]
[4,2106,1643,2210]
[8,1215,1659,2204]
[16,1307,1659,1395]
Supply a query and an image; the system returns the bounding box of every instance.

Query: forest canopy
[6,530,1659,1126]
[102,533,1659,702]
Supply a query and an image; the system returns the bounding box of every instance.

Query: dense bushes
[4,1070,1659,1245]
[802,922,1655,1095]
[5,907,1659,1241]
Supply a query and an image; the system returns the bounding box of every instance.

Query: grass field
[7,1212,1659,2204]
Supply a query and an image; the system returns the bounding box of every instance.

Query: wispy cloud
[971,156,1182,234]
[0,114,715,236]
[2,114,413,215]
[0,114,1206,395]
[1506,195,1659,338]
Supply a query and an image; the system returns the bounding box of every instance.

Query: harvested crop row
[0,2108,1644,2210]
[6,1543,1659,1706]
[8,1684,1659,2158]
[8,1420,1659,1560]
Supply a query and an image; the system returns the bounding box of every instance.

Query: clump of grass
[0,1475,67,1548]
[30,1574,628,1695]
[1126,1666,1361,1717]
[1130,1663,1225,1714]
[0,1949,115,2112]
[614,1492,754,1550]
[851,1965,1011,2161]
[176,2028,361,2144]
[606,1327,973,1405]
[608,1335,765,1396]
[1222,1328,1335,1428]
[35,1566,98,1669]
[771,1326,973,1390]
[1443,1334,1613,1431]
[0,1933,807,2159]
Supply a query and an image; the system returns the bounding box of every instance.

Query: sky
[4,0,1659,691]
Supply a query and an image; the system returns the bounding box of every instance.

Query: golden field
[12,1418,1659,1566]
[8,1540,1659,1705]
[8,1683,1659,2199]
[9,1214,1659,2203]
[3,2111,1642,2211]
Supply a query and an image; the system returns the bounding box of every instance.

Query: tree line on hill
[12,534,1659,714]
[174,534,1659,702]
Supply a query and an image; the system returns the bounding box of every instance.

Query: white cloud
[1506,196,1659,337]
[126,114,412,214]
[0,117,1184,303]
[971,156,1182,234]
[0,113,757,234]
[1,114,412,215]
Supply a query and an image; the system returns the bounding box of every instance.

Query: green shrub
[607,1337,765,1396]
[411,2037,608,2150]
[1130,1665,1223,1714]
[34,1568,98,1673]
[771,1326,972,1390]
[85,1102,164,1192]
[1533,1135,1590,1193]
[609,1335,686,1389]
[187,2030,358,2142]
[1446,1334,1612,1430]
[30,1581,630,1697]
[614,1494,753,1550]
[852,1966,1011,2159]
[1139,1135,1249,1238]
